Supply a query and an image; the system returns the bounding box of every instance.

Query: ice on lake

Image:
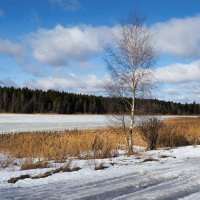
[0,114,111,133]
[0,114,196,133]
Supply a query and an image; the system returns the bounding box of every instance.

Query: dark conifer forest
[0,86,199,115]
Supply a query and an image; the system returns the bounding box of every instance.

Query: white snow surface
[0,114,197,133]
[1,146,200,199]
[0,114,108,133]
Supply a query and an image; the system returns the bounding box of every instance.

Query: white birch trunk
[128,73,135,154]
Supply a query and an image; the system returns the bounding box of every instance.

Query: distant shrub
[138,118,163,150]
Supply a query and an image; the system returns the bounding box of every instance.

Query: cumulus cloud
[26,74,109,94]
[2,14,199,103]
[153,60,200,103]
[0,39,25,61]
[155,82,200,103]
[27,15,200,67]
[154,60,200,84]
[49,0,80,12]
[153,15,200,57]
[28,24,116,66]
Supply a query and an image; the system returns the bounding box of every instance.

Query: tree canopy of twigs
[104,11,157,154]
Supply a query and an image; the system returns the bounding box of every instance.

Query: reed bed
[158,117,200,147]
[0,128,126,161]
[0,117,199,163]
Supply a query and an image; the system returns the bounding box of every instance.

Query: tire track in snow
[114,158,200,200]
[1,157,200,200]
[76,161,200,200]
[57,158,200,199]
[0,161,182,199]
[52,159,191,197]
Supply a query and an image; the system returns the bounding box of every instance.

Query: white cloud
[153,15,200,57]
[26,74,109,94]
[28,24,115,66]
[155,82,200,103]
[0,39,25,61]
[2,14,199,103]
[154,60,200,84]
[153,60,200,103]
[49,0,80,12]
[0,9,4,17]
[27,15,200,67]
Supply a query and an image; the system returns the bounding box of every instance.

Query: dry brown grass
[20,159,49,170]
[0,128,125,161]
[0,117,199,162]
[158,117,200,147]
[136,117,200,149]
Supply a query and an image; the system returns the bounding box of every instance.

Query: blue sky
[0,0,200,103]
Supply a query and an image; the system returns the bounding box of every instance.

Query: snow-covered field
[1,146,200,199]
[0,114,196,133]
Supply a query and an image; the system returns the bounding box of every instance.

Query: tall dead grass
[158,117,200,147]
[0,117,199,163]
[0,128,125,161]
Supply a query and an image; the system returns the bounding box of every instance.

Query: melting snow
[0,146,200,199]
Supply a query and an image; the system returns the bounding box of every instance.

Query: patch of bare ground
[8,161,81,184]
[141,158,159,163]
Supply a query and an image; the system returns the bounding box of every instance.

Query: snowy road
[1,147,200,200]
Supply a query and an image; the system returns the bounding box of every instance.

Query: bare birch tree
[104,11,156,154]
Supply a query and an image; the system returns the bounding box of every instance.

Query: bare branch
[104,10,157,154]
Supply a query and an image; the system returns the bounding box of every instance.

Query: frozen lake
[0,114,197,133]
[0,114,114,133]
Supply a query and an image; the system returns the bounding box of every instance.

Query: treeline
[0,86,199,115]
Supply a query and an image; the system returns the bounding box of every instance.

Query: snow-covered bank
[1,146,200,199]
